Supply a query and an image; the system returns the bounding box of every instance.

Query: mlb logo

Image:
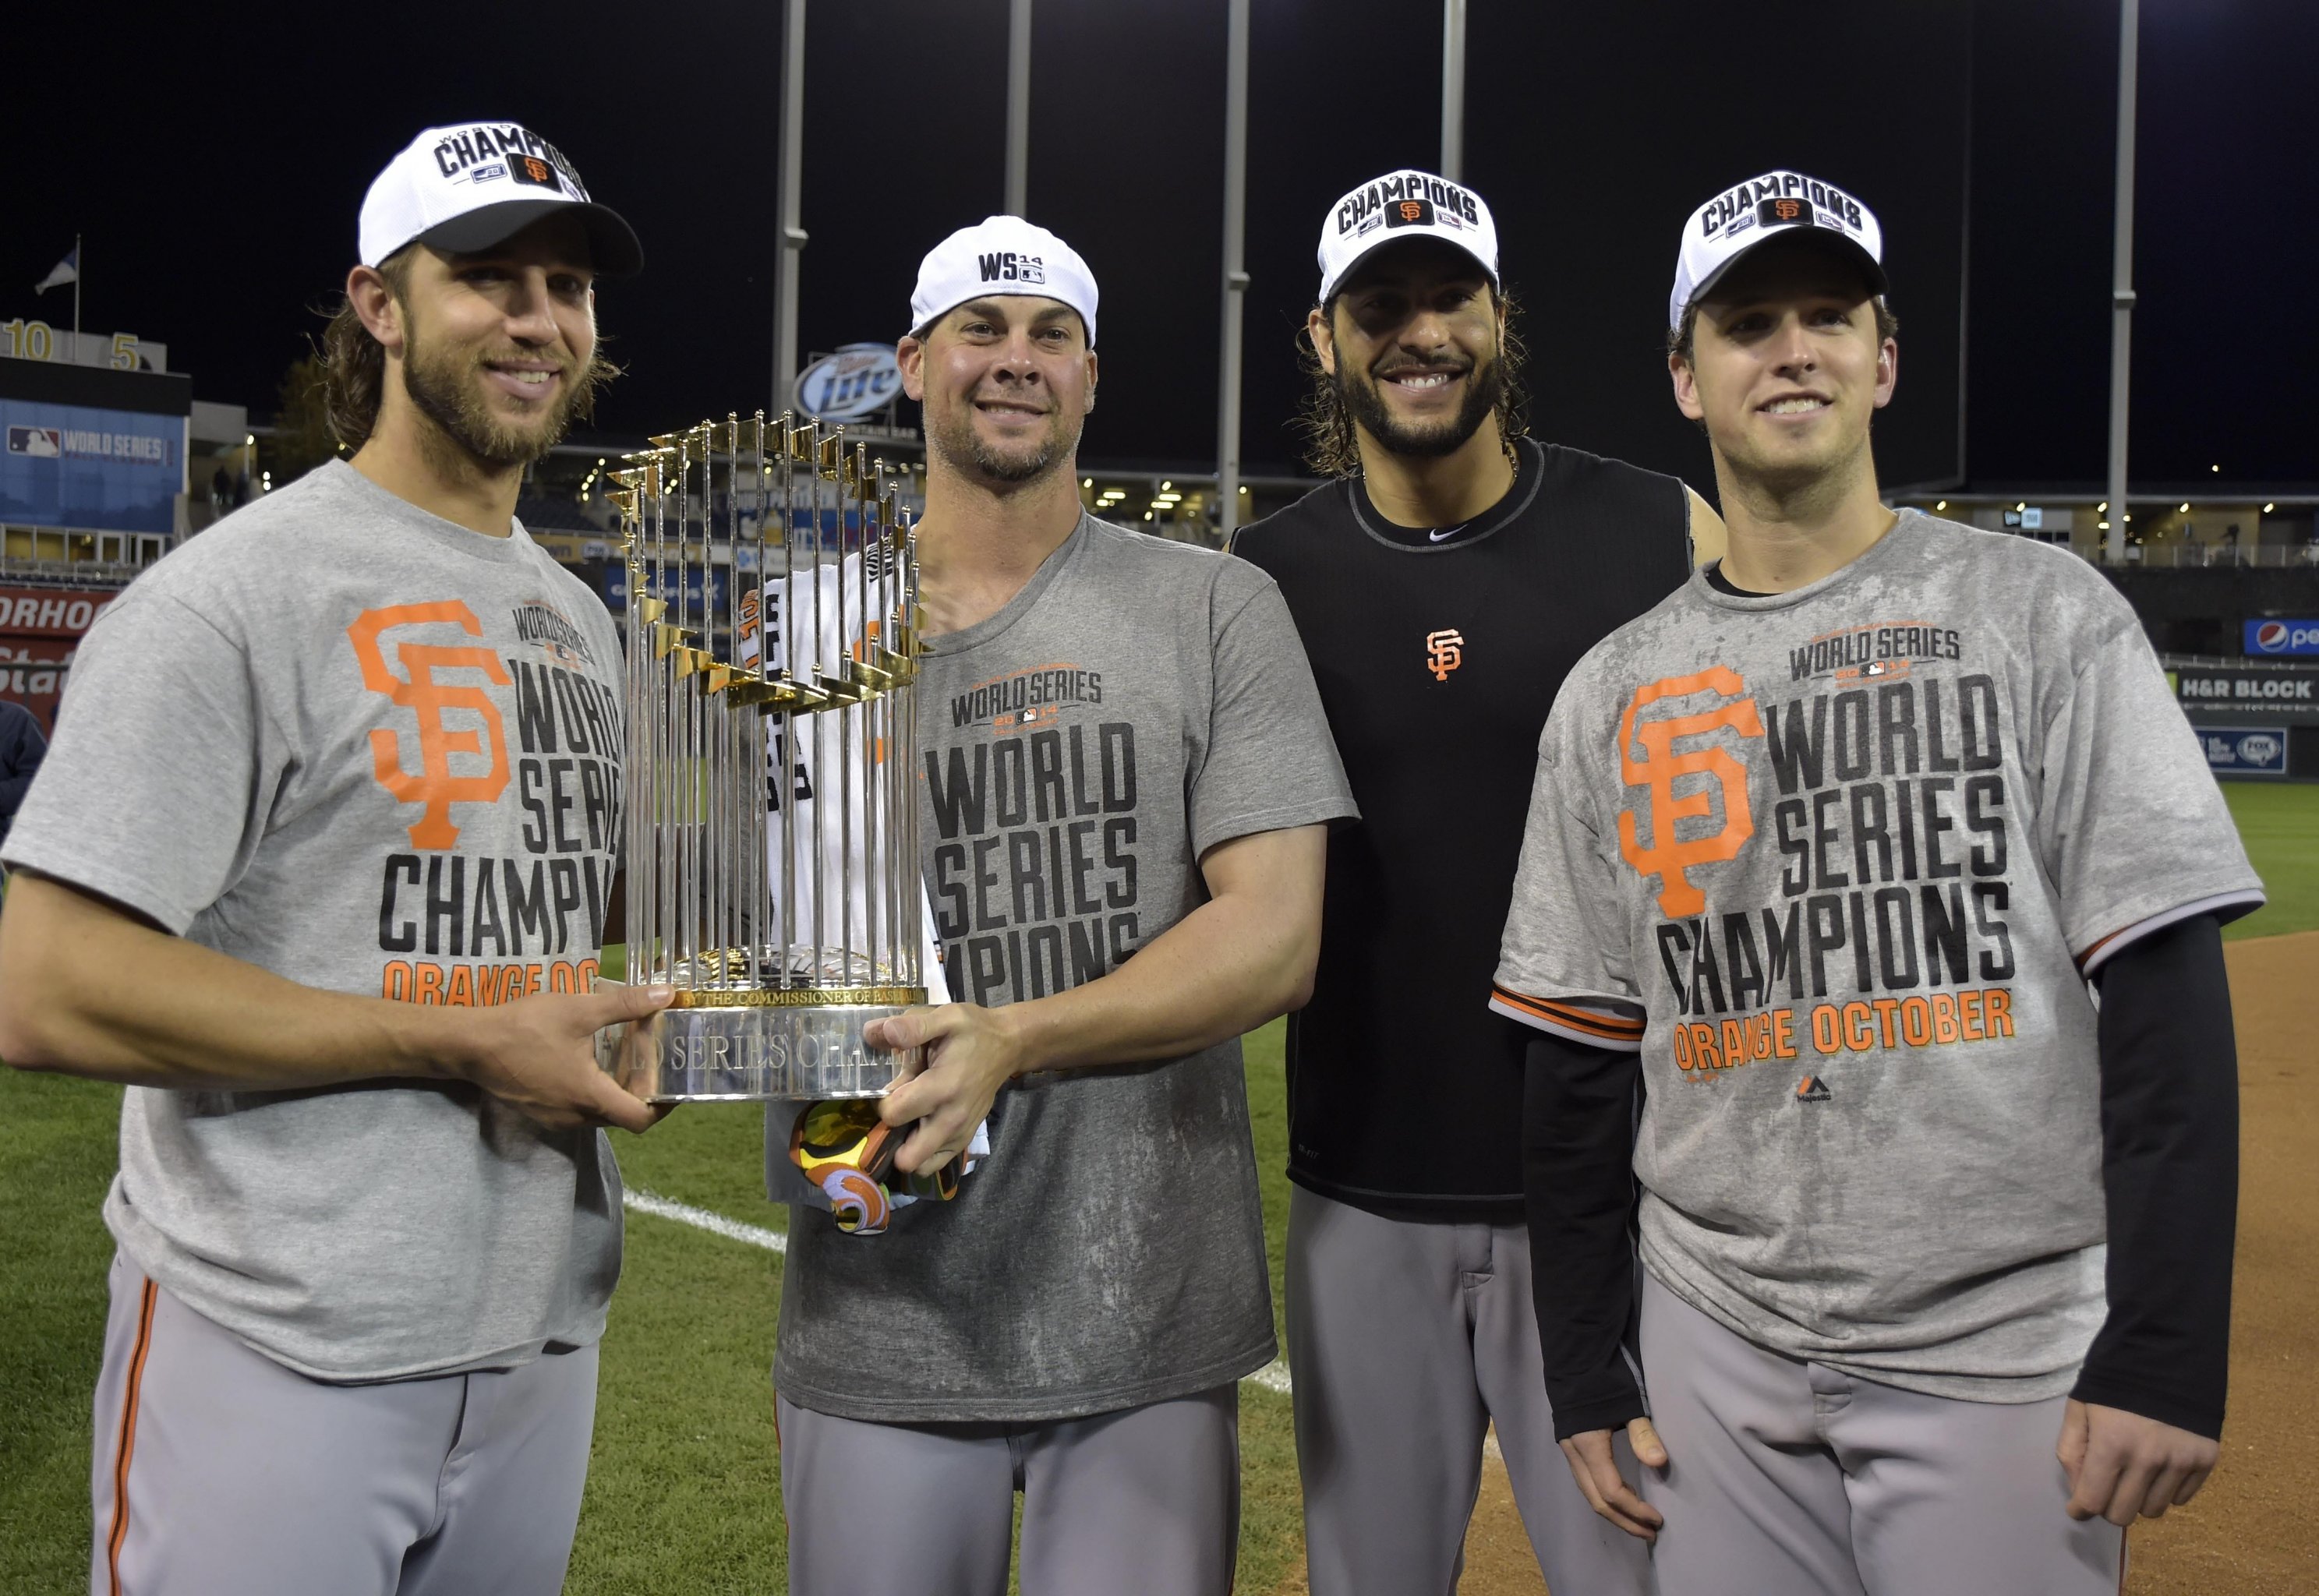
[471,161,508,183]
[511,154,563,192]
[6,426,62,458]
[1387,197,1438,230]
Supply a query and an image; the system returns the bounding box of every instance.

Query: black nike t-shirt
[1232,438,1699,1216]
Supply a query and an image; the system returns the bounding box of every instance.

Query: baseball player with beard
[0,122,667,1596]
[1495,170,2261,1594]
[1232,169,1720,1594]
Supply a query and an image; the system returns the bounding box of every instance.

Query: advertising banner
[1,397,186,533]
[0,585,118,733]
[2198,727,2290,777]
[2244,619,2319,657]
[794,344,903,422]
[2172,664,2319,714]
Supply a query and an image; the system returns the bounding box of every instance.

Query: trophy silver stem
[597,412,927,1100]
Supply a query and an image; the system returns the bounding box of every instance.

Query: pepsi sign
[794,343,903,422]
[2200,728,2290,776]
[2245,619,2319,656]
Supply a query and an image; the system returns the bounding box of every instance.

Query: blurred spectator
[0,698,47,853]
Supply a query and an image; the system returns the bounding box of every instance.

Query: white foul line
[624,1186,787,1253]
[621,1185,1295,1396]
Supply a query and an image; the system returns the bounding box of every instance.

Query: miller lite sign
[794,343,904,422]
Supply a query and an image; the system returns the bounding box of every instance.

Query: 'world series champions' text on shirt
[772,514,1355,1425]
[1493,513,2263,1399]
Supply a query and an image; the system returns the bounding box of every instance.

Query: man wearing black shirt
[1232,168,1720,1594]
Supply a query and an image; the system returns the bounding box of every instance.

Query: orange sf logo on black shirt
[1616,666,1763,916]
[350,602,512,849]
[1424,629,1464,681]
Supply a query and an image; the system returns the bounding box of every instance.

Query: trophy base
[593,977,926,1101]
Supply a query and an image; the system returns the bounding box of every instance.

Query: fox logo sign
[977,251,1046,286]
[1616,666,1764,917]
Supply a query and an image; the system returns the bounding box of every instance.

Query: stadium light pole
[1006,0,1032,214]
[1441,0,1467,180]
[2105,0,2137,565]
[1216,0,1250,542]
[772,0,808,415]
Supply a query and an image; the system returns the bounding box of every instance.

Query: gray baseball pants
[776,1384,1239,1596]
[1285,1186,1652,1595]
[90,1253,599,1596]
[1639,1270,2126,1595]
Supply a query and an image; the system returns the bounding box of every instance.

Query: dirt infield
[1272,930,2319,1595]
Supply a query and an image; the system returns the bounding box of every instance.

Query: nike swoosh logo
[1429,526,1461,542]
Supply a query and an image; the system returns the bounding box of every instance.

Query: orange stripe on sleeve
[107,1276,158,1596]
[1490,986,1645,1041]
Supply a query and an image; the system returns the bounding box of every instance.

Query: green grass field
[3,778,2313,1592]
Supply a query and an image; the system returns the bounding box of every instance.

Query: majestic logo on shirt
[1616,666,1764,917]
[1424,629,1464,681]
[1794,1074,1831,1102]
[351,602,513,850]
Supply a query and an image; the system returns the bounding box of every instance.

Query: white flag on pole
[34,246,79,295]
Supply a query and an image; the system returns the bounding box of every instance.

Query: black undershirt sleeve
[2073,913,2238,1439]
[1522,1032,1647,1439]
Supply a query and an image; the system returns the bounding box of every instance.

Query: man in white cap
[769,216,1355,1596]
[1499,170,2258,1592]
[1230,168,1715,1594]
[0,120,667,1596]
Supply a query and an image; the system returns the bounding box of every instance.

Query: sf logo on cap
[1388,197,1438,230]
[1759,197,1814,228]
[511,154,563,192]
[1614,666,1763,916]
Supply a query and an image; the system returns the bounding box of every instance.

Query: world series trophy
[593,411,928,1102]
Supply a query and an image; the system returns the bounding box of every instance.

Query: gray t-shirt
[1493,513,2262,1403]
[3,461,628,1382]
[773,514,1356,1423]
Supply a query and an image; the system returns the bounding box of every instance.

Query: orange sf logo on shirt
[349,602,511,849]
[1425,629,1465,681]
[1616,666,1762,916]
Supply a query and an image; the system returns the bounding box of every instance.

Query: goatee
[401,334,596,471]
[1337,353,1504,459]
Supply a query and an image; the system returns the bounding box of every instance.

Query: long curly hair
[1294,287,1529,478]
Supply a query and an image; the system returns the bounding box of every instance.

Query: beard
[1334,345,1505,459]
[927,397,1081,487]
[401,323,597,471]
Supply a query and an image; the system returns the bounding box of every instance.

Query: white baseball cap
[358,121,643,278]
[1669,170,1884,331]
[1317,170,1499,305]
[908,217,1099,346]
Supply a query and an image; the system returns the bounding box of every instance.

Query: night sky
[9,0,2312,495]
